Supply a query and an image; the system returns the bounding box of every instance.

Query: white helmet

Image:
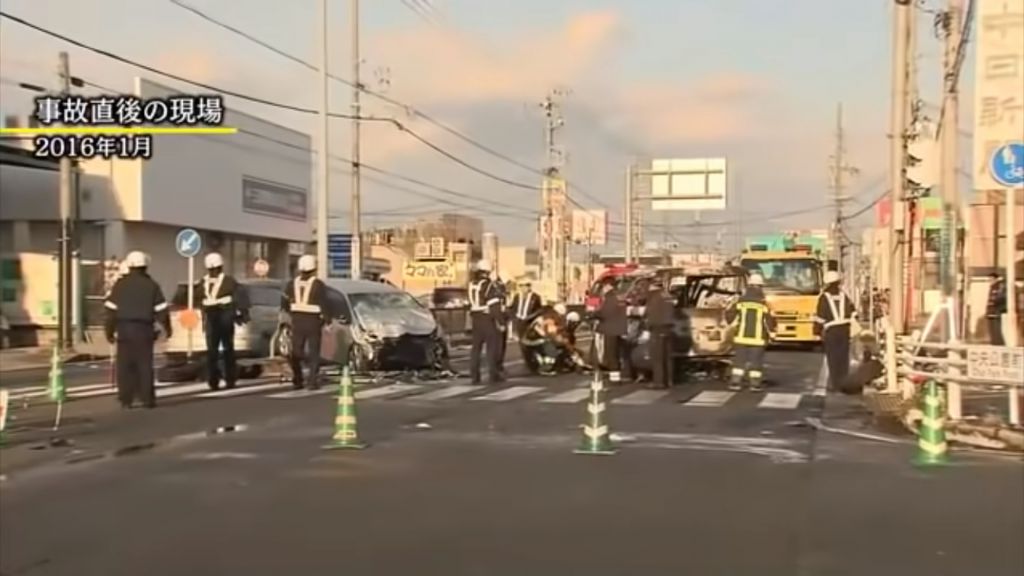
[475,259,492,273]
[118,261,130,275]
[297,254,317,272]
[125,251,149,268]
[553,303,567,316]
[748,273,765,286]
[566,311,581,323]
[824,270,841,285]
[204,252,224,269]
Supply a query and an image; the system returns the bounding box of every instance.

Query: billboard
[571,210,608,245]
[650,158,727,211]
[973,0,1024,191]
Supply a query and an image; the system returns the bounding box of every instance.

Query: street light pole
[350,0,363,280]
[315,0,330,279]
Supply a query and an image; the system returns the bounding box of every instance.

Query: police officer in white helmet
[201,252,250,390]
[467,259,503,384]
[281,254,331,390]
[815,269,857,391]
[103,250,171,409]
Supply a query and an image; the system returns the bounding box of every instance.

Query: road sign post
[990,143,1023,348]
[176,228,203,360]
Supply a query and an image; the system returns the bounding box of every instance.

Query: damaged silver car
[276,280,452,374]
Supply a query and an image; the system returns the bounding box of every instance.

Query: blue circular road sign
[175,228,203,258]
[989,142,1024,188]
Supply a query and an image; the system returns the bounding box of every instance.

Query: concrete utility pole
[624,165,634,263]
[350,0,363,280]
[315,0,329,278]
[829,102,858,278]
[888,0,914,333]
[540,89,567,298]
[937,0,962,303]
[57,51,73,351]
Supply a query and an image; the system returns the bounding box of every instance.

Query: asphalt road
[2,347,1022,576]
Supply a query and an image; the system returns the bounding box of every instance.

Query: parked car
[276,280,451,374]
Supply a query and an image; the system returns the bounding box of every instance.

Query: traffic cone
[48,345,67,430]
[913,379,949,467]
[323,365,367,450]
[574,368,615,455]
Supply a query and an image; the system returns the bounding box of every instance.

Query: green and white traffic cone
[323,365,367,450]
[574,368,615,455]
[48,345,67,430]
[913,379,949,467]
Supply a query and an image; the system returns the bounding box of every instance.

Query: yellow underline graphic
[0,127,238,135]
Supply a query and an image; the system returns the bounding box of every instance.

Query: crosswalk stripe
[757,392,803,410]
[411,385,479,401]
[683,390,735,407]
[198,382,286,398]
[612,389,669,405]
[266,388,334,399]
[540,388,591,404]
[6,386,49,399]
[472,385,543,402]
[16,383,113,400]
[158,383,216,398]
[355,383,423,400]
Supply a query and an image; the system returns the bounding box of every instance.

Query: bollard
[48,345,67,430]
[323,365,367,450]
[574,368,615,455]
[913,379,949,467]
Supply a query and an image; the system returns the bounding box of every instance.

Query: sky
[0,0,966,250]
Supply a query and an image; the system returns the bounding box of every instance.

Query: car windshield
[348,290,436,335]
[349,291,423,314]
[740,258,821,295]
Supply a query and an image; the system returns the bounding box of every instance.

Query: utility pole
[57,51,73,351]
[540,89,567,298]
[315,0,330,278]
[888,0,914,334]
[937,0,962,306]
[624,164,634,264]
[350,0,363,280]
[829,103,858,280]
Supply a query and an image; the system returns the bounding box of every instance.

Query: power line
[0,10,548,193]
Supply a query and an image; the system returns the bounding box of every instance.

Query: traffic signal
[906,137,939,195]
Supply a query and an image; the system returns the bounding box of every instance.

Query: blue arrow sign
[990,142,1024,188]
[175,228,202,258]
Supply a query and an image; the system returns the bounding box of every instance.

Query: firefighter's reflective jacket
[725,287,776,346]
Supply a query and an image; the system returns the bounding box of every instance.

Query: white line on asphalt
[682,390,735,407]
[11,383,114,400]
[197,382,287,398]
[354,383,423,400]
[5,385,49,399]
[158,383,216,398]
[472,385,543,401]
[612,389,670,405]
[540,388,591,404]
[410,385,479,401]
[757,392,803,410]
[265,388,334,399]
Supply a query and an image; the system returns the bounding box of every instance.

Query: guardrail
[879,296,1023,427]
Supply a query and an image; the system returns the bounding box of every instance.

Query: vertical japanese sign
[973,0,1024,191]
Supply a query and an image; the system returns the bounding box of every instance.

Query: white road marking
[472,385,543,402]
[411,385,479,401]
[158,382,216,398]
[12,383,112,400]
[354,383,423,400]
[5,385,49,399]
[540,388,591,404]
[198,382,286,398]
[683,390,735,407]
[612,389,669,405]
[757,392,803,410]
[266,388,334,399]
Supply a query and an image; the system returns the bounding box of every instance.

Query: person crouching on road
[815,270,857,391]
[281,255,331,391]
[509,278,543,374]
[201,252,250,391]
[104,251,171,409]
[468,259,504,384]
[725,273,776,392]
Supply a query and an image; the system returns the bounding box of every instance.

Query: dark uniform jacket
[201,273,250,323]
[987,280,1007,317]
[469,277,503,319]
[595,289,628,336]
[103,269,171,339]
[509,291,542,325]
[725,286,776,346]
[280,276,332,321]
[814,285,856,335]
[644,290,675,330]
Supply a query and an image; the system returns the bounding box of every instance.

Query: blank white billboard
[650,157,727,211]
